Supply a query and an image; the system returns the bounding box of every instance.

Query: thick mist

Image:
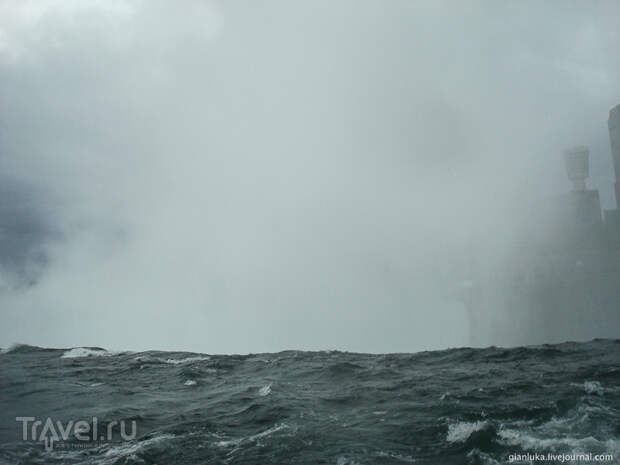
[1,0,619,353]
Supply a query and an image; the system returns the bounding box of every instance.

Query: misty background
[1,0,619,353]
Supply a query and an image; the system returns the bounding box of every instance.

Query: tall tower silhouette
[609,104,620,208]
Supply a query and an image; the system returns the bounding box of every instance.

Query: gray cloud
[1,0,619,353]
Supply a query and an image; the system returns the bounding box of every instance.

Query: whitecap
[541,404,605,431]
[184,380,197,386]
[4,343,27,353]
[446,421,488,443]
[375,451,416,462]
[497,428,605,451]
[165,356,211,365]
[467,448,502,465]
[61,347,109,358]
[583,381,604,396]
[336,456,362,465]
[90,382,104,387]
[1,343,40,354]
[101,433,175,462]
[216,423,289,448]
[133,355,211,366]
[259,384,272,396]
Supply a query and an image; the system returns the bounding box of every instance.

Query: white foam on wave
[61,347,110,358]
[184,380,197,386]
[216,423,289,448]
[497,400,620,459]
[375,451,416,462]
[101,433,175,463]
[36,432,176,464]
[497,428,616,452]
[467,448,502,465]
[446,421,488,443]
[259,384,272,396]
[583,381,604,396]
[0,345,14,354]
[90,382,104,387]
[1,343,37,354]
[133,354,212,367]
[542,403,609,432]
[165,356,211,365]
[569,380,610,396]
[336,456,363,465]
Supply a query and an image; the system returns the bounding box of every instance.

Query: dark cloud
[0,177,55,289]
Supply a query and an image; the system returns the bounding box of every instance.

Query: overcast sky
[1,0,619,353]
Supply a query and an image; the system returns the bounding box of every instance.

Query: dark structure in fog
[463,104,620,347]
[0,180,50,291]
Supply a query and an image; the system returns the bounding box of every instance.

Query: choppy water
[0,340,619,464]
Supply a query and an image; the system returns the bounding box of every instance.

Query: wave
[583,381,604,396]
[0,343,59,354]
[446,420,490,443]
[497,428,618,453]
[1,338,618,464]
[375,451,417,463]
[99,433,176,463]
[60,347,111,358]
[165,356,211,365]
[133,354,211,366]
[215,423,290,448]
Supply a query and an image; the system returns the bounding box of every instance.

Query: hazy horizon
[1,0,620,354]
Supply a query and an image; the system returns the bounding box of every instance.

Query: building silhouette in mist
[607,103,620,241]
[464,103,620,347]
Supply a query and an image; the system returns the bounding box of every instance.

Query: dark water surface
[0,340,618,464]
